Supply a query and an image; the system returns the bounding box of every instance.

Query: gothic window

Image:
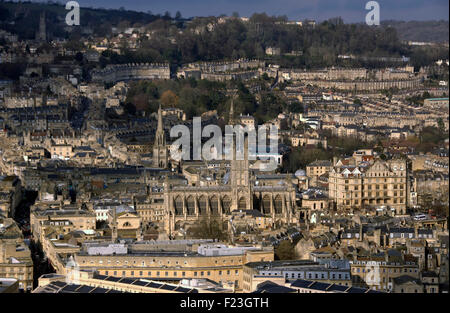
[262,195,271,214]
[174,196,183,216]
[198,196,207,215]
[274,195,283,214]
[186,196,195,215]
[222,196,231,214]
[210,195,219,215]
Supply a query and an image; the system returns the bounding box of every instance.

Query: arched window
[210,196,219,215]
[122,222,131,227]
[262,195,271,214]
[274,195,283,214]
[174,196,183,216]
[198,196,207,215]
[186,196,195,215]
[222,196,231,214]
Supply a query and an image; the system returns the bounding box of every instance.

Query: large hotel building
[328,152,408,214]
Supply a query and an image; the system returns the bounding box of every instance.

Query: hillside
[382,20,449,43]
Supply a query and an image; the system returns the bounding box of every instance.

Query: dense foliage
[124,78,288,123]
[274,240,298,260]
[187,216,229,241]
[1,2,448,69]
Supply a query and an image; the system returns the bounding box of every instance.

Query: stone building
[152,106,168,169]
[161,102,298,237]
[328,157,408,214]
[68,242,273,291]
[91,63,170,84]
[0,217,33,291]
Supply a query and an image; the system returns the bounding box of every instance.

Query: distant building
[265,47,281,56]
[0,217,33,292]
[243,260,352,292]
[423,98,449,109]
[36,12,47,42]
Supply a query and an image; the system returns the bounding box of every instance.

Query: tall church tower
[153,105,168,168]
[229,98,253,211]
[37,11,47,42]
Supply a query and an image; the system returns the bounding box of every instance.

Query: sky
[26,0,450,22]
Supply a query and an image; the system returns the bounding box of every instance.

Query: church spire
[229,93,236,125]
[37,11,47,42]
[153,104,168,168]
[157,104,163,133]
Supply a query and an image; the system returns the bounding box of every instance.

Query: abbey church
[151,102,299,236]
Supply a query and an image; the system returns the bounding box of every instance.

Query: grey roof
[393,275,421,285]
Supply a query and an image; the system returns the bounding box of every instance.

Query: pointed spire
[157,104,163,133]
[229,93,236,125]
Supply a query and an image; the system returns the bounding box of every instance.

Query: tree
[188,216,229,241]
[75,52,84,62]
[160,90,179,107]
[437,118,445,133]
[123,102,136,115]
[275,240,297,260]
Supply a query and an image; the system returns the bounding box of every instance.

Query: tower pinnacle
[229,93,236,125]
[157,104,163,133]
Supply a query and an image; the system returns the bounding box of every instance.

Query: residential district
[0,5,449,295]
